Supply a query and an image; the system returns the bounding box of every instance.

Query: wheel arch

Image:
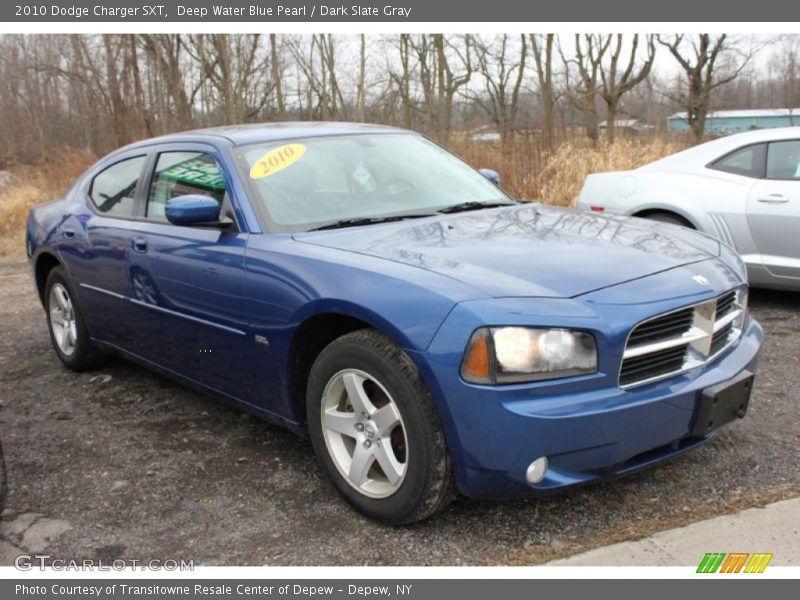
[287,312,374,426]
[286,301,428,426]
[631,206,699,229]
[34,252,63,307]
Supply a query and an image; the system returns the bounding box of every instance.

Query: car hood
[293,204,719,298]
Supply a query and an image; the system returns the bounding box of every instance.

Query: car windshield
[236,133,511,232]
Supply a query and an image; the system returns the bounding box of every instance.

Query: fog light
[525,457,548,485]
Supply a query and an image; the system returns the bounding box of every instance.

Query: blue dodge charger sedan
[27,123,763,524]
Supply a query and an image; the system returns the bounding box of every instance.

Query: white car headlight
[461,327,597,384]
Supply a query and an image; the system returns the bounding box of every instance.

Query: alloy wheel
[49,283,78,356]
[320,369,408,498]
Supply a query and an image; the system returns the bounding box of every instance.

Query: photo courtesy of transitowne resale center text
[0,0,799,598]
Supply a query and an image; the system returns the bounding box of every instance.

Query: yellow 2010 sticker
[250,143,306,179]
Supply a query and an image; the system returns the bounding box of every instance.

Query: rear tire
[306,329,456,524]
[44,266,106,371]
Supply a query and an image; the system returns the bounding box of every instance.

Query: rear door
[61,152,149,348]
[746,139,800,280]
[122,143,257,402]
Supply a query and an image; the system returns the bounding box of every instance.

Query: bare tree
[269,34,286,118]
[530,34,558,150]
[386,34,414,128]
[767,36,800,123]
[0,32,788,168]
[319,34,347,119]
[288,34,347,120]
[356,34,367,121]
[658,34,753,141]
[470,35,527,144]
[561,34,610,141]
[406,34,473,142]
[187,34,273,124]
[434,34,473,143]
[139,34,198,131]
[596,34,656,142]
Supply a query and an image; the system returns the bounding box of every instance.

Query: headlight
[461,326,597,385]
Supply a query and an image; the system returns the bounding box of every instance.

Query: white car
[577,127,800,291]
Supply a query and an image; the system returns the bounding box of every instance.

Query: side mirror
[165,195,223,226]
[479,168,501,186]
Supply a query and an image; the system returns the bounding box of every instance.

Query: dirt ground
[0,259,798,566]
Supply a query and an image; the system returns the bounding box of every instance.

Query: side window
[147,152,227,221]
[89,156,147,217]
[708,143,766,178]
[766,140,800,180]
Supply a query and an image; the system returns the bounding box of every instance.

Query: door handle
[132,237,148,253]
[757,194,790,204]
[61,226,75,239]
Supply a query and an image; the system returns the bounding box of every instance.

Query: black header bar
[2,0,796,23]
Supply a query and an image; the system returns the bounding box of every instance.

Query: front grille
[710,322,734,355]
[619,287,746,389]
[715,290,737,318]
[619,345,688,387]
[626,307,694,348]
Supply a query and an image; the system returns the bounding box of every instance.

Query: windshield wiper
[307,201,517,231]
[307,213,436,232]
[436,200,517,214]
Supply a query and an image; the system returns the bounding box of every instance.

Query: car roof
[122,122,411,151]
[642,126,800,172]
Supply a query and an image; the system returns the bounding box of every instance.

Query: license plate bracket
[691,370,754,438]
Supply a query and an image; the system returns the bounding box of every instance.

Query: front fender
[288,297,446,353]
[245,234,486,351]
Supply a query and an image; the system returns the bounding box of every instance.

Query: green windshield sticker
[161,157,225,191]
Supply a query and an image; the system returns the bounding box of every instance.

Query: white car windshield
[237,133,510,232]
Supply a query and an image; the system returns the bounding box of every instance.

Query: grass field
[0,134,687,261]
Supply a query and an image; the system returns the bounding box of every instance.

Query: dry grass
[533,136,687,206]
[0,148,95,261]
[453,133,688,207]
[0,135,690,263]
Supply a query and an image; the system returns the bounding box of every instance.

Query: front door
[746,139,800,281]
[124,146,257,403]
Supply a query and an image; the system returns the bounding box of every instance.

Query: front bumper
[414,295,763,500]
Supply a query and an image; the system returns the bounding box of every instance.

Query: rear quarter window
[707,143,766,178]
[89,156,147,217]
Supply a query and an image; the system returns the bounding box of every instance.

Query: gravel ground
[0,260,798,566]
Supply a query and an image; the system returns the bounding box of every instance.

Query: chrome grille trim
[619,288,747,389]
[622,328,709,359]
[626,307,694,348]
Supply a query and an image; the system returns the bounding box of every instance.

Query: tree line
[0,33,794,167]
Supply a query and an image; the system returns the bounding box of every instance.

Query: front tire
[306,329,455,524]
[44,266,105,371]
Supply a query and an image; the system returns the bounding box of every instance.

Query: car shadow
[749,286,800,310]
